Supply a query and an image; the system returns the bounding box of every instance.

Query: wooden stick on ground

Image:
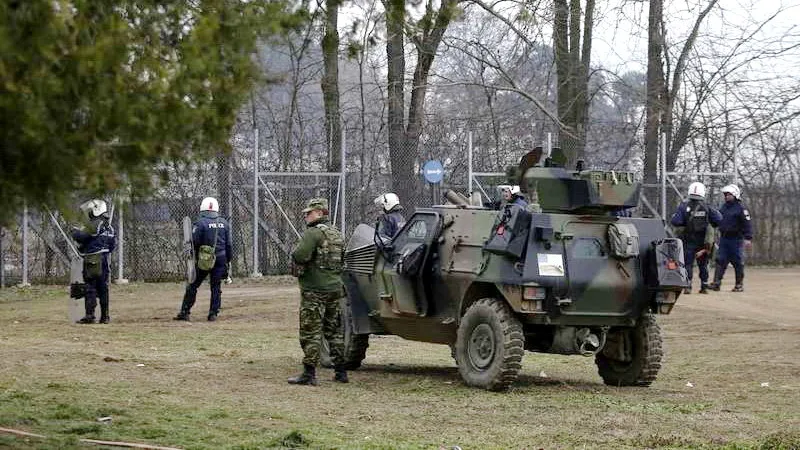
[79,438,183,450]
[0,427,47,439]
[0,427,182,450]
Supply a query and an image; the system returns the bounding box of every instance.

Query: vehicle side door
[380,211,440,316]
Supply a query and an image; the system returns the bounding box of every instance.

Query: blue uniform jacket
[378,207,406,239]
[511,196,528,208]
[717,200,753,240]
[670,200,722,243]
[71,219,116,257]
[193,212,232,263]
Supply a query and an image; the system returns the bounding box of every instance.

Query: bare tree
[553,0,595,164]
[385,0,461,206]
[322,0,343,172]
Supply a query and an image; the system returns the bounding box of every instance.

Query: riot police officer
[288,198,348,386]
[174,197,232,321]
[374,192,406,240]
[72,199,116,324]
[709,184,753,292]
[499,185,528,208]
[670,182,722,294]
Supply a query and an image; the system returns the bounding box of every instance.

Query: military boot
[699,283,709,294]
[77,315,95,324]
[708,281,721,291]
[173,309,191,321]
[99,316,110,324]
[287,364,318,386]
[333,366,349,384]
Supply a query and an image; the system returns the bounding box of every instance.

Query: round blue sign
[422,160,444,184]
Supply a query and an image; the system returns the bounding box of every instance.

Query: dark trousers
[683,241,709,285]
[181,263,225,315]
[714,237,745,284]
[84,272,110,319]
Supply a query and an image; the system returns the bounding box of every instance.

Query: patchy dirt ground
[0,268,798,449]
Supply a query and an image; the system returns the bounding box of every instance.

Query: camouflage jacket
[292,217,344,293]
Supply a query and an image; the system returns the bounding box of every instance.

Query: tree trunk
[385,0,456,208]
[386,0,410,204]
[644,0,665,194]
[553,0,592,166]
[322,0,342,172]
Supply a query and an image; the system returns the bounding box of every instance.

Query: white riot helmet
[79,199,108,219]
[374,193,400,212]
[498,185,521,196]
[200,197,220,212]
[721,184,741,200]
[687,182,706,200]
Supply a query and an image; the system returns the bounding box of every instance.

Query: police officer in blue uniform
[499,185,528,208]
[709,184,753,292]
[72,199,116,324]
[374,193,406,240]
[174,197,232,321]
[670,182,722,294]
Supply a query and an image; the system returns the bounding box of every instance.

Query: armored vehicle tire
[320,334,369,370]
[455,298,524,391]
[320,297,370,370]
[595,314,663,386]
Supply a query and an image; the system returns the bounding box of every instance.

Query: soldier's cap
[302,198,329,214]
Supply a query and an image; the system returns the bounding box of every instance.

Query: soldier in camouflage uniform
[288,198,348,386]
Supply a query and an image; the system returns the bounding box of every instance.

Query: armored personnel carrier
[338,149,687,391]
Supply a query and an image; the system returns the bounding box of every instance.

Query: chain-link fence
[2,125,799,287]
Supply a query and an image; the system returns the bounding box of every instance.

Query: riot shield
[68,255,85,323]
[183,216,196,284]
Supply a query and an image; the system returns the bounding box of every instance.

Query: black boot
[334,366,349,383]
[699,283,709,294]
[77,315,95,324]
[99,316,110,324]
[173,307,191,321]
[288,364,318,386]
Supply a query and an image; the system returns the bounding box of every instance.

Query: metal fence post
[468,131,473,194]
[341,125,346,233]
[733,133,739,185]
[0,227,5,288]
[660,133,667,221]
[252,126,262,277]
[21,203,30,286]
[116,202,128,284]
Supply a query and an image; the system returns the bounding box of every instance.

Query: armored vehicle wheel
[595,314,663,386]
[320,297,370,370]
[455,298,524,391]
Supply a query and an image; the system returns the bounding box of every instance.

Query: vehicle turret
[512,147,640,214]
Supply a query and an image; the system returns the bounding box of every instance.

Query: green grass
[1,273,799,449]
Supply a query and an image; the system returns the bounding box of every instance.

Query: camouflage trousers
[298,289,345,367]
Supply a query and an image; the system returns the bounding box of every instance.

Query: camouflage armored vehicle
[337,149,687,391]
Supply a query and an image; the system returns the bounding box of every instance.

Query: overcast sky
[592,0,800,74]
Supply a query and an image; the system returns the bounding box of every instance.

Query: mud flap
[183,216,196,284]
[68,255,85,323]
